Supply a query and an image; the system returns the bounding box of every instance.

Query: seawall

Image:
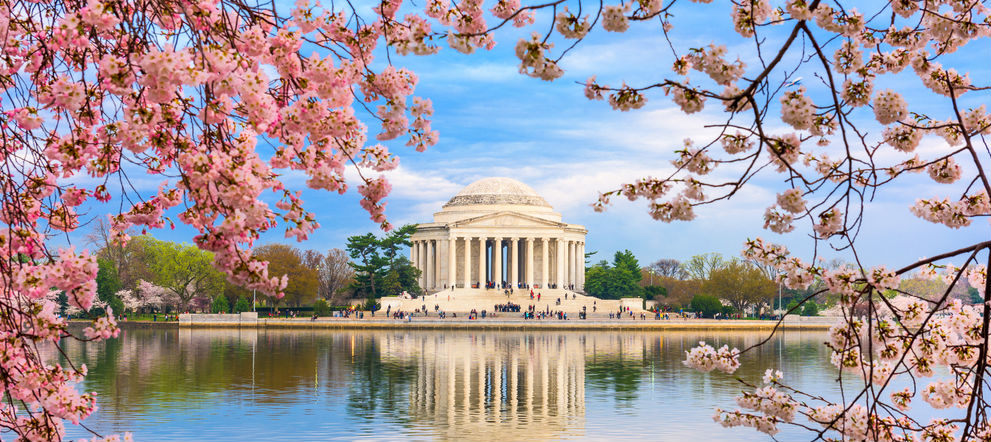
[176,313,838,331]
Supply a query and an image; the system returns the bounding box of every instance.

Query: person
[537,293,541,301]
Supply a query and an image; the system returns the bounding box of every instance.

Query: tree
[95,257,125,316]
[135,280,173,313]
[0,0,439,434]
[210,295,229,314]
[690,294,722,318]
[682,253,725,281]
[146,238,225,312]
[233,296,252,314]
[254,244,320,308]
[346,225,421,298]
[644,285,667,300]
[584,251,645,300]
[320,248,356,303]
[654,276,702,309]
[313,299,331,317]
[704,260,776,316]
[800,302,819,317]
[347,233,390,298]
[648,259,687,280]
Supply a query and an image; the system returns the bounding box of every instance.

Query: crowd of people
[494,302,521,312]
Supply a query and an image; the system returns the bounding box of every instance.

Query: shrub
[691,294,722,318]
[313,299,331,317]
[801,302,820,317]
[211,295,229,313]
[233,296,251,313]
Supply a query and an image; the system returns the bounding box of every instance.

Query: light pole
[252,289,256,312]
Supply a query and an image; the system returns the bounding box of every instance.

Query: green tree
[801,302,820,317]
[704,260,776,317]
[583,251,644,300]
[347,233,389,298]
[313,299,331,316]
[346,225,422,298]
[211,294,229,313]
[691,294,722,318]
[683,253,725,281]
[95,257,125,315]
[233,296,251,313]
[644,285,667,300]
[145,237,224,311]
[613,250,641,278]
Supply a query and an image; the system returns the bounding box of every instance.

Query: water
[58,327,836,441]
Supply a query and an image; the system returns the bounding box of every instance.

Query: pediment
[450,211,566,228]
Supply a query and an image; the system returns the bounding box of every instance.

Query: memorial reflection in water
[56,328,832,442]
[383,334,586,440]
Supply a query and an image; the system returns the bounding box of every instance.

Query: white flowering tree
[117,281,171,314]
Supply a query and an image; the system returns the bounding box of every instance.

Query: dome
[444,177,551,208]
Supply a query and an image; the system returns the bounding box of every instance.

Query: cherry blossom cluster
[683,341,741,374]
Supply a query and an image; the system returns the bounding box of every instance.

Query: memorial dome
[444,177,551,208]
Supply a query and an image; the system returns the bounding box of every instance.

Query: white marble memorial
[410,177,586,293]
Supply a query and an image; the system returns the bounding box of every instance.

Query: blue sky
[63,1,988,269]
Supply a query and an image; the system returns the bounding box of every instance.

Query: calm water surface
[58,327,837,441]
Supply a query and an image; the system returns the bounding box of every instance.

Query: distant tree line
[89,219,357,315]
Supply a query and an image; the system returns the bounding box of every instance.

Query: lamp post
[252,289,256,312]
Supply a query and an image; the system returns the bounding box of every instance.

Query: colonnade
[405,335,586,439]
[410,236,585,292]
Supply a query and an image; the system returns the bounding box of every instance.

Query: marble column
[426,240,434,290]
[448,236,456,289]
[477,237,486,289]
[556,238,565,289]
[526,238,534,288]
[510,237,519,289]
[541,238,549,289]
[436,239,444,289]
[569,241,576,287]
[411,242,417,270]
[463,236,472,289]
[420,241,428,288]
[578,242,585,289]
[493,238,502,287]
[412,241,421,287]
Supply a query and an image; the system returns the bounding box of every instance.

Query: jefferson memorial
[410,177,586,293]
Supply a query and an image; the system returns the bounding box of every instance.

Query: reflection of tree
[346,337,417,422]
[585,355,645,403]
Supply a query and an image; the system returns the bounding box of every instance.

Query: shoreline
[156,314,838,331]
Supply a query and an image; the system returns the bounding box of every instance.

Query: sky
[63,1,989,270]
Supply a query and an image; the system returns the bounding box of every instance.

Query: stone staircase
[380,288,642,316]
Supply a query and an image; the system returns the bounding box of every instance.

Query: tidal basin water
[58,327,837,441]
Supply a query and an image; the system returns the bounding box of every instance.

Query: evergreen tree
[583,250,645,300]
[211,294,229,313]
[346,225,422,298]
[233,296,251,313]
[95,258,125,316]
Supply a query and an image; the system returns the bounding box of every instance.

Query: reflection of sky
[54,328,967,442]
[48,2,986,270]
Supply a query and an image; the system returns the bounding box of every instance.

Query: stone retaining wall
[179,312,258,327]
[178,314,840,330]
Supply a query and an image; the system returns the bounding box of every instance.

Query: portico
[410,178,586,293]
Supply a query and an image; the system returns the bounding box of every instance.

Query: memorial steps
[381,288,641,315]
